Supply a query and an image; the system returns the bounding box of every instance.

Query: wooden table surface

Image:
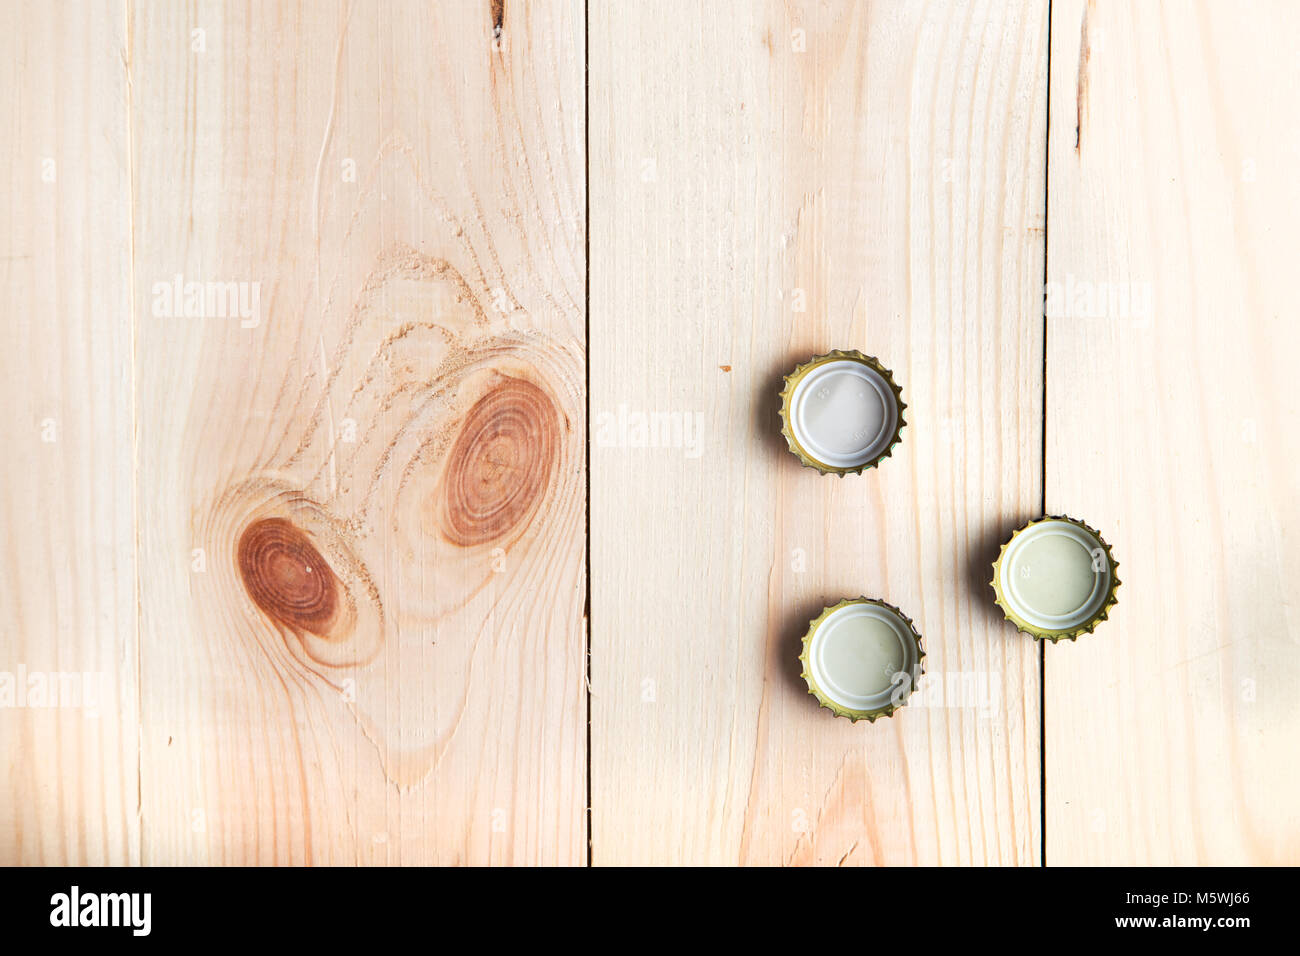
[2,0,1297,866]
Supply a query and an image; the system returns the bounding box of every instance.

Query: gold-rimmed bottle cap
[798,597,925,722]
[991,515,1121,642]
[778,349,906,475]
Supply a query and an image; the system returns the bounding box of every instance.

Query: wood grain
[589,0,1048,865]
[129,0,586,865]
[0,0,138,864]
[5,0,1299,868]
[1045,0,1300,865]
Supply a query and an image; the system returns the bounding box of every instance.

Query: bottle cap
[798,597,925,722]
[991,515,1121,642]
[778,349,906,475]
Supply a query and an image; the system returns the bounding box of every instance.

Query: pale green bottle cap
[798,598,925,722]
[778,350,906,475]
[991,515,1121,642]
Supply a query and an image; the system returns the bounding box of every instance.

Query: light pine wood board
[0,0,139,865]
[7,0,1300,868]
[129,0,586,864]
[590,0,1047,865]
[1045,0,1300,865]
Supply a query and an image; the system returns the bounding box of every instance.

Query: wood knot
[438,376,558,547]
[238,517,340,636]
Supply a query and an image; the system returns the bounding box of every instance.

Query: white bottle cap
[992,516,1121,641]
[799,598,925,722]
[779,350,906,475]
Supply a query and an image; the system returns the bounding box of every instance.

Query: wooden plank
[130,0,586,864]
[1045,0,1300,864]
[590,0,1048,864]
[0,1,138,864]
